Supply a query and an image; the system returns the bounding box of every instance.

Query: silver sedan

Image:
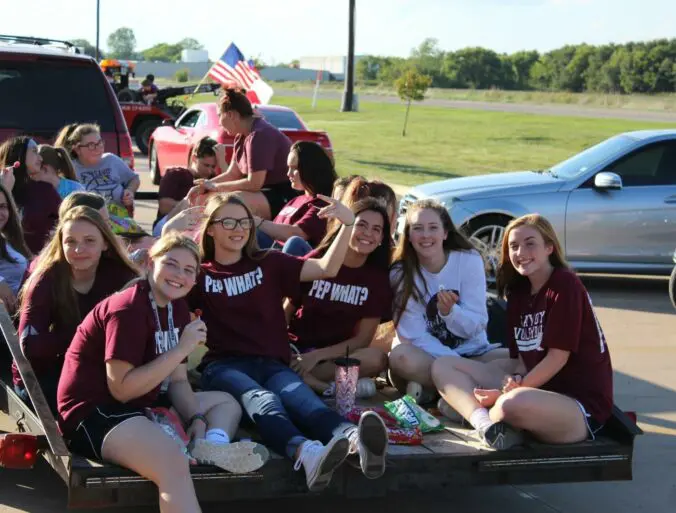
[397,130,676,281]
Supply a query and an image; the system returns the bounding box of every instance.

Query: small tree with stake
[395,68,432,136]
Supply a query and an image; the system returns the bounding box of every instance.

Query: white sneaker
[191,439,269,473]
[406,381,436,405]
[355,411,388,479]
[293,436,350,491]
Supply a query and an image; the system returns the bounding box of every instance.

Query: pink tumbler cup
[334,357,360,416]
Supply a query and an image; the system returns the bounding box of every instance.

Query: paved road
[1,161,675,512]
[277,88,676,123]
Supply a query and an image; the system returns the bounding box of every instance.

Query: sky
[2,0,675,64]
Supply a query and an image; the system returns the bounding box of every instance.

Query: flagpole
[189,70,211,99]
[311,67,323,109]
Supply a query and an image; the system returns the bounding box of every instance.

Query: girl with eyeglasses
[0,136,62,253]
[187,193,388,492]
[55,123,140,217]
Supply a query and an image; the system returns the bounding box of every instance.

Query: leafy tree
[178,38,203,50]
[107,28,136,59]
[395,68,432,136]
[69,38,103,59]
[142,43,183,62]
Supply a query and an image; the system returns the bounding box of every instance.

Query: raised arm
[299,196,355,282]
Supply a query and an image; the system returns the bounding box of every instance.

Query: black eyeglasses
[78,140,104,151]
[211,217,252,230]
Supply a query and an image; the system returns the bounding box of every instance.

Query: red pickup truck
[147,102,333,184]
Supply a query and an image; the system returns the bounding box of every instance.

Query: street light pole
[95,0,100,60]
[340,0,356,112]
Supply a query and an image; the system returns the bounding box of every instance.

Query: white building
[181,49,209,63]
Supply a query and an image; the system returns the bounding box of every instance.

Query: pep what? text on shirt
[308,279,369,306]
[204,268,264,296]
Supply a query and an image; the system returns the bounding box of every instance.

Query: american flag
[208,43,273,104]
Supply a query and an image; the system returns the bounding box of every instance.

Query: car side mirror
[161,119,174,127]
[594,172,623,190]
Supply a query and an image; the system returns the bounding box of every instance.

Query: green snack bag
[383,396,420,429]
[402,395,444,433]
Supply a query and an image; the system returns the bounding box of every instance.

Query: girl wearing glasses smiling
[187,192,388,492]
[55,123,140,217]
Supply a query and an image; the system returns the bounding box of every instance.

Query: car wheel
[135,120,162,155]
[669,266,676,311]
[466,215,511,287]
[149,145,161,185]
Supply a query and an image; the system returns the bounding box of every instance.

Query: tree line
[357,38,676,94]
[71,28,204,63]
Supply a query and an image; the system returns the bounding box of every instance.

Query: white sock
[469,408,494,434]
[205,428,230,445]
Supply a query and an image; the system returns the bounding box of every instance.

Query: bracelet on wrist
[188,413,208,426]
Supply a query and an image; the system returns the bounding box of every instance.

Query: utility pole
[95,0,100,60]
[340,0,356,112]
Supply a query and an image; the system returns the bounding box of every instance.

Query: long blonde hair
[496,214,569,297]
[199,193,263,262]
[391,199,475,326]
[19,206,138,327]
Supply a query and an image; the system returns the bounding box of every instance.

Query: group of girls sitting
[1,95,613,511]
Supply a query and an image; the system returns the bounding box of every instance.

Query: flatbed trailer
[0,302,642,509]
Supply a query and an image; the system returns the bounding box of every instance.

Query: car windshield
[258,109,305,130]
[0,59,117,134]
[548,135,637,179]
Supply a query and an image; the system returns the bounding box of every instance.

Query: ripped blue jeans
[201,356,354,460]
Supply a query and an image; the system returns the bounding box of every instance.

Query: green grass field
[187,93,673,187]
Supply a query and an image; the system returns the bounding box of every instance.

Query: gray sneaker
[480,422,524,450]
[354,411,388,479]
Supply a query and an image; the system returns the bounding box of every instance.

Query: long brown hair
[391,199,475,326]
[38,145,78,180]
[54,123,100,160]
[496,214,569,297]
[0,136,32,206]
[315,197,392,270]
[0,184,31,261]
[199,193,263,262]
[19,206,139,327]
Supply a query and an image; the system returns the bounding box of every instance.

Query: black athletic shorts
[66,394,172,460]
[262,181,300,219]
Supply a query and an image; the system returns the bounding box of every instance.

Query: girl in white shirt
[389,199,509,402]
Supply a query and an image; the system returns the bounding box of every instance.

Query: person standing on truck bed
[191,87,298,220]
[187,193,389,492]
[0,136,62,254]
[57,233,268,513]
[14,206,139,414]
[255,140,337,256]
[285,197,392,396]
[55,123,140,218]
[432,214,613,450]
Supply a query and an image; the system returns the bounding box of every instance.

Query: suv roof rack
[0,35,80,53]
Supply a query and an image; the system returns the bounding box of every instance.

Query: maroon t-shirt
[13,258,138,388]
[57,280,191,434]
[507,268,613,424]
[158,167,195,202]
[187,251,303,365]
[21,181,61,254]
[288,259,392,350]
[233,118,291,186]
[273,195,328,247]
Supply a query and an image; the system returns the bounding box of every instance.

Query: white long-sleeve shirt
[391,250,496,358]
